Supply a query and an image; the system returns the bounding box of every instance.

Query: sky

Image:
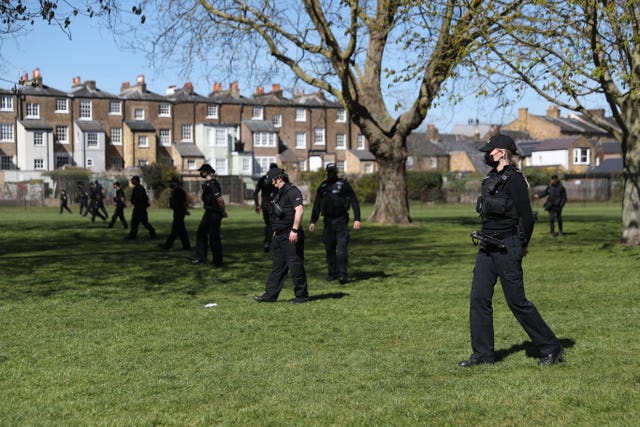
[0,14,577,134]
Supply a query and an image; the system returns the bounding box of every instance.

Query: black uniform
[310,177,361,282]
[128,182,156,239]
[161,182,191,250]
[253,173,277,250]
[194,179,224,265]
[59,190,72,214]
[77,184,89,216]
[262,182,309,301]
[94,181,109,219]
[467,164,562,364]
[108,187,128,229]
[88,183,106,223]
[537,180,567,235]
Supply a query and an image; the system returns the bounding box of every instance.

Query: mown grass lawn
[0,202,638,426]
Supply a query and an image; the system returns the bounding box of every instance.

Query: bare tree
[476,1,640,245]
[136,0,521,224]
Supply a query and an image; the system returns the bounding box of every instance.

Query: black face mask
[484,152,499,168]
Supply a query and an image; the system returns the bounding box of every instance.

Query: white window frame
[86,158,94,167]
[1,155,14,169]
[215,158,228,175]
[298,160,307,172]
[33,132,44,146]
[295,132,306,149]
[207,104,219,119]
[187,160,196,170]
[0,123,14,142]
[272,114,282,128]
[110,128,122,146]
[336,133,346,150]
[357,134,366,150]
[181,124,193,142]
[56,126,69,144]
[241,157,251,174]
[134,108,145,120]
[314,128,326,146]
[56,155,70,168]
[159,103,172,117]
[138,135,149,148]
[79,99,92,119]
[336,161,345,172]
[109,100,122,115]
[251,105,264,120]
[336,108,347,123]
[215,128,227,147]
[295,108,306,122]
[160,129,172,147]
[26,103,39,118]
[34,159,45,170]
[256,157,277,175]
[87,132,98,148]
[55,98,69,113]
[0,96,13,111]
[253,132,276,147]
[138,159,148,167]
[573,147,590,165]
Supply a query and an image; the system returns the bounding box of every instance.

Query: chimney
[255,86,264,95]
[588,108,605,119]
[20,73,28,85]
[121,81,130,93]
[212,82,223,93]
[33,68,41,79]
[546,105,561,119]
[166,85,177,95]
[426,124,438,141]
[72,76,82,86]
[183,82,193,93]
[230,81,239,96]
[136,74,145,84]
[272,83,281,92]
[31,68,43,87]
[86,80,96,91]
[518,107,528,121]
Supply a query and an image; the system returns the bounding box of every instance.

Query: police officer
[253,162,279,252]
[309,163,361,284]
[88,182,106,223]
[59,189,72,214]
[108,181,128,229]
[159,176,191,251]
[459,134,564,368]
[534,175,567,236]
[127,175,157,240]
[94,180,109,219]
[254,167,310,304]
[192,164,226,266]
[77,183,89,216]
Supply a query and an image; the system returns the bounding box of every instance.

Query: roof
[18,84,67,97]
[294,91,341,108]
[174,143,205,158]
[69,85,117,99]
[535,136,583,151]
[19,119,53,131]
[243,120,278,133]
[588,158,623,174]
[278,148,298,163]
[598,141,622,155]
[252,92,292,106]
[208,91,251,105]
[349,149,376,161]
[75,120,104,132]
[124,120,155,132]
[406,132,449,157]
[166,88,209,103]
[119,87,166,101]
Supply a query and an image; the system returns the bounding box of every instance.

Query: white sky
[1,15,576,134]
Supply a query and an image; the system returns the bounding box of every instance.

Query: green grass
[0,202,638,426]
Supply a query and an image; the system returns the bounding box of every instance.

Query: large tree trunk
[367,133,411,225]
[621,135,640,245]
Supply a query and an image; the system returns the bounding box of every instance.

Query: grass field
[0,202,638,426]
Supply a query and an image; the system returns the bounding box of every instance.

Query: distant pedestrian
[534,175,567,236]
[59,189,72,214]
[77,183,89,216]
[192,164,226,266]
[159,176,191,250]
[309,163,361,284]
[127,176,156,240]
[94,180,109,219]
[253,162,279,252]
[254,167,309,304]
[88,182,106,223]
[108,181,128,229]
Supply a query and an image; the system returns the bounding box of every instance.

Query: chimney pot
[272,83,281,92]
[33,68,41,79]
[137,74,145,84]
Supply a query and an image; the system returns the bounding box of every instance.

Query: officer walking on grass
[192,164,226,266]
[254,167,309,304]
[108,181,128,229]
[253,162,279,252]
[127,176,156,240]
[159,176,191,251]
[309,163,361,284]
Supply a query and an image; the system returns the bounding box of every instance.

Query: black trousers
[60,203,72,214]
[261,206,272,244]
[108,205,128,228]
[548,207,563,234]
[322,218,350,279]
[165,212,191,249]
[79,199,89,216]
[128,207,156,238]
[195,210,223,265]
[468,235,560,362]
[264,231,308,300]
[89,201,106,222]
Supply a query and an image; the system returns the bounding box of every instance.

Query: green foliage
[42,167,91,195]
[406,171,443,202]
[351,173,379,204]
[0,204,637,425]
[522,167,564,188]
[156,186,171,208]
[140,163,177,199]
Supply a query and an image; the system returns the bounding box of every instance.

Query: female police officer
[459,134,564,367]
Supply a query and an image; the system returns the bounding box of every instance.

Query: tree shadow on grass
[309,292,349,302]
[494,337,576,362]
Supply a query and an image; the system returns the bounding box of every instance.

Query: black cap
[479,134,518,154]
[131,175,140,182]
[169,176,180,184]
[269,163,278,169]
[326,163,338,172]
[198,164,215,174]
[266,167,286,181]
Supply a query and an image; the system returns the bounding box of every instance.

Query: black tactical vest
[476,167,519,221]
